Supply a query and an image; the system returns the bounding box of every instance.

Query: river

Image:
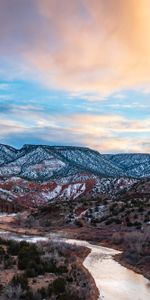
[0,230,149,300]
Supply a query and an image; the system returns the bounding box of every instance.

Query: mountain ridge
[0,144,150,180]
[0,143,149,207]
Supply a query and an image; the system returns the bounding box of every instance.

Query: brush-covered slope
[0,144,149,207]
[105,153,150,178]
[0,144,125,180]
[0,144,18,166]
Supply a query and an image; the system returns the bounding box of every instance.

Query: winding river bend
[0,231,149,300]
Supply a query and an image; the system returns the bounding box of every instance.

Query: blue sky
[0,0,150,153]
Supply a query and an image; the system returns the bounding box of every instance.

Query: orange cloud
[0,108,150,152]
[25,0,150,95]
[1,0,150,95]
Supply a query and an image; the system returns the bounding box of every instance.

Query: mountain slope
[1,144,150,181]
[53,147,125,177]
[105,153,150,177]
[0,144,125,180]
[0,175,136,208]
[0,144,18,166]
[0,144,149,207]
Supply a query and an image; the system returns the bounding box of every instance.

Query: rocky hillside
[0,144,149,208]
[105,153,150,178]
[61,179,150,229]
[0,144,150,180]
[0,144,125,180]
[0,176,136,209]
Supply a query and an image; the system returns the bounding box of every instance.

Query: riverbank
[114,253,150,281]
[53,226,150,281]
[0,224,150,299]
[0,233,99,300]
[0,214,149,282]
[0,215,100,300]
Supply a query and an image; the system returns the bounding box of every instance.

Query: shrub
[75,219,83,227]
[38,287,47,298]
[57,292,80,300]
[0,283,3,295]
[105,218,113,225]
[113,218,122,224]
[50,277,66,295]
[26,268,37,278]
[126,221,133,227]
[0,238,5,245]
[4,255,15,269]
[11,274,28,291]
[0,246,5,257]
[18,244,40,270]
[138,207,144,213]
[112,232,123,245]
[7,240,20,256]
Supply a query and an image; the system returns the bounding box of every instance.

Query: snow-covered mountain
[0,144,149,207]
[0,144,125,180]
[0,144,18,166]
[0,144,150,180]
[105,153,150,178]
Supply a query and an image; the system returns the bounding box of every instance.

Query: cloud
[26,0,150,94]
[0,104,150,152]
[0,1,150,152]
[0,0,150,95]
[92,137,150,153]
[0,95,14,101]
[0,83,10,90]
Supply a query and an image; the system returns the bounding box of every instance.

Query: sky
[0,0,150,153]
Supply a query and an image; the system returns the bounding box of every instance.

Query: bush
[49,277,66,295]
[75,219,83,227]
[7,241,20,256]
[0,283,3,295]
[113,218,122,224]
[105,218,113,225]
[18,244,40,270]
[38,287,47,298]
[126,221,133,227]
[26,268,37,278]
[138,207,144,213]
[4,255,15,269]
[112,232,123,245]
[11,274,28,291]
[0,246,5,257]
[0,238,5,245]
[57,292,80,300]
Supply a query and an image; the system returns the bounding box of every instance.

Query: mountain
[0,144,125,180]
[0,144,149,208]
[105,153,150,177]
[0,144,18,166]
[68,178,150,229]
[0,176,136,209]
[115,178,150,200]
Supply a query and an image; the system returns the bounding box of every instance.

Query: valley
[0,144,150,299]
